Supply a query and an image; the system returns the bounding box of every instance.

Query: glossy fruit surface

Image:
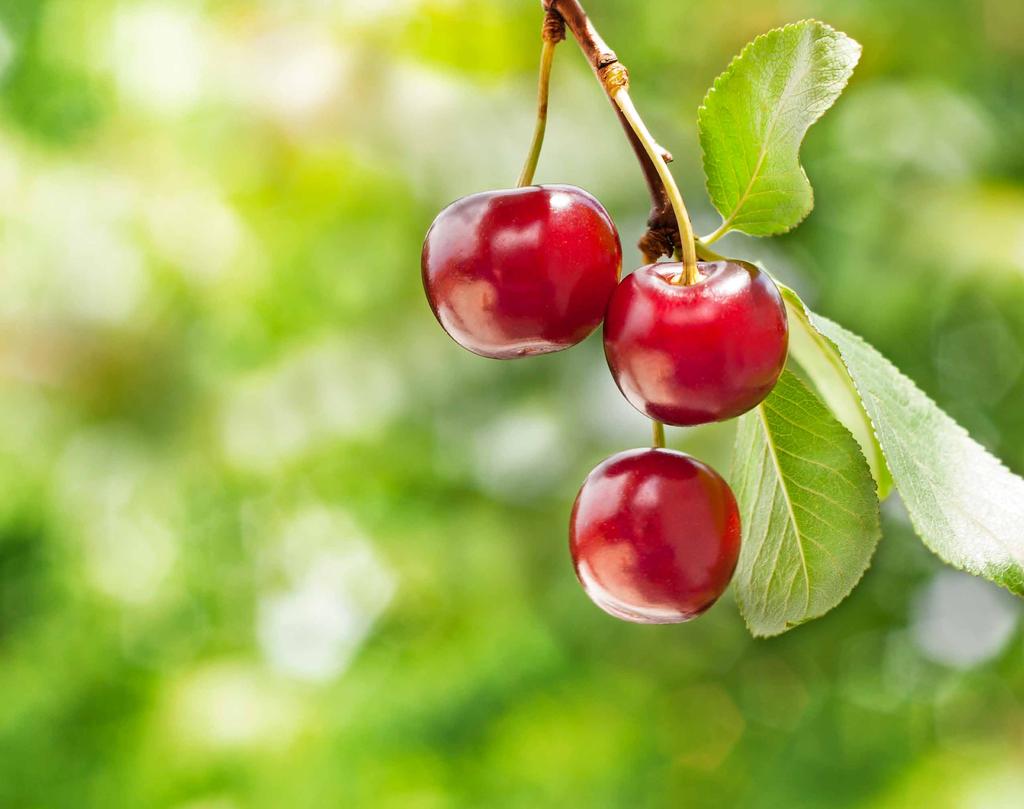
[569,448,741,624]
[422,184,622,359]
[603,260,788,425]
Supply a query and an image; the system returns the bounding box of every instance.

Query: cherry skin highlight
[569,448,741,623]
[603,260,789,426]
[422,184,622,359]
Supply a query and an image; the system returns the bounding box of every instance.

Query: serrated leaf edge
[812,314,1024,596]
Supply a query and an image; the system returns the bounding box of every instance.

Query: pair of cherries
[422,184,789,623]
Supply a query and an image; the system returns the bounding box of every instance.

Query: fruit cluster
[421,4,1024,633]
[421,3,789,624]
[423,182,788,623]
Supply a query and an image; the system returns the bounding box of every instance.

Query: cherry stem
[701,222,729,245]
[612,89,698,284]
[544,0,704,275]
[652,419,666,448]
[517,37,558,187]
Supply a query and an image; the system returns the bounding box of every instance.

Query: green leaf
[812,316,1024,596]
[731,368,882,637]
[698,20,861,238]
[778,284,893,499]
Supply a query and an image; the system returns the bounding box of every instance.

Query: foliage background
[1,0,1023,806]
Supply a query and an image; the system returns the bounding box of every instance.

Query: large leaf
[812,315,1024,596]
[731,368,881,636]
[778,284,893,499]
[698,20,860,238]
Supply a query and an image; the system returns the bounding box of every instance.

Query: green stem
[701,222,730,245]
[695,240,728,262]
[652,420,665,448]
[612,88,699,284]
[517,39,557,187]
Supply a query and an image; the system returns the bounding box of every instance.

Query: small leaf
[731,368,881,637]
[698,20,861,237]
[778,284,893,499]
[812,315,1024,596]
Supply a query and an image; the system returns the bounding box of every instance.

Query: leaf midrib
[756,403,812,613]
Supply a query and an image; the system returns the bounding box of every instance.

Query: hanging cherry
[570,448,741,623]
[604,260,789,426]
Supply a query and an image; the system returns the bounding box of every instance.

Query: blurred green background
[1,0,1023,806]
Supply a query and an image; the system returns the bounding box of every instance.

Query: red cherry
[422,185,622,359]
[569,448,741,624]
[603,260,788,425]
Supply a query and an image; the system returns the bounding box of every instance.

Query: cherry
[603,260,788,425]
[422,184,622,359]
[569,448,741,623]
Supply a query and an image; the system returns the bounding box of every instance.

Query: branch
[544,0,679,261]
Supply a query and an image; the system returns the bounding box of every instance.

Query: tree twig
[544,0,680,260]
